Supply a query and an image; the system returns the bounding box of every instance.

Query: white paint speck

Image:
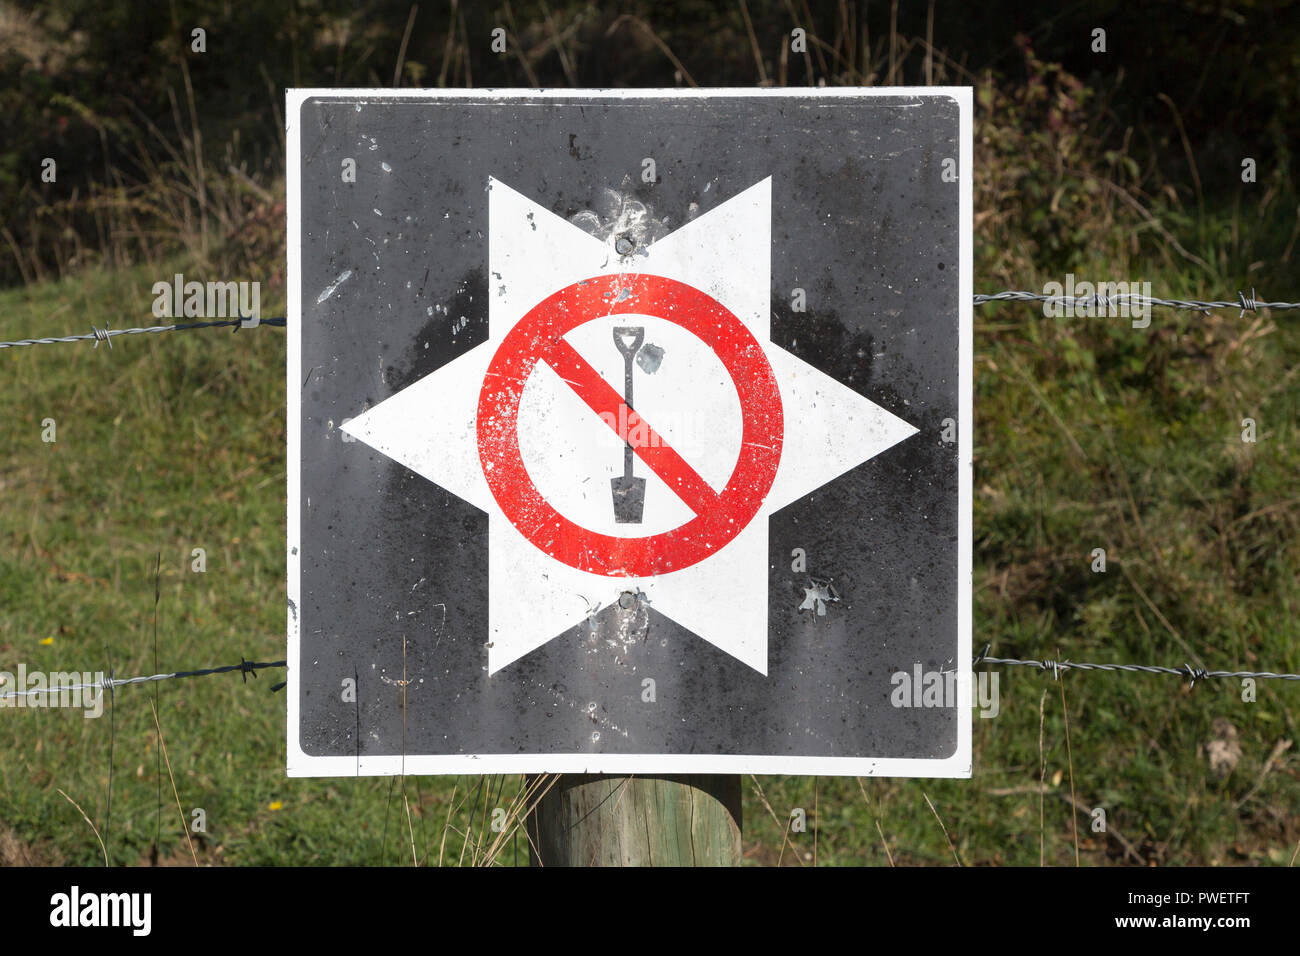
[315,269,353,304]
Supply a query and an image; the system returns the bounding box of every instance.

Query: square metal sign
[287,88,972,777]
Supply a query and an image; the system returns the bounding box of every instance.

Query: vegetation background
[1,0,1297,866]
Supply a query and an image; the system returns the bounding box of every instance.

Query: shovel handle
[612,327,644,479]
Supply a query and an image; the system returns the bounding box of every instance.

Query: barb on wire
[972,644,1300,686]
[0,658,286,702]
[0,317,286,350]
[973,287,1300,317]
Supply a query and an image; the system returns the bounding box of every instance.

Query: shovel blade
[610,475,646,524]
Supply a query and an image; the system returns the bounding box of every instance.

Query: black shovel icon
[610,326,646,523]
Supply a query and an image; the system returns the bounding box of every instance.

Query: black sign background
[289,91,968,774]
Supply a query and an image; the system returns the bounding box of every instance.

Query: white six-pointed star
[342,176,918,674]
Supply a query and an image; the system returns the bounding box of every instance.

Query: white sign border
[287,87,973,779]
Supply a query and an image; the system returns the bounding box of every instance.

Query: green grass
[1,240,1297,866]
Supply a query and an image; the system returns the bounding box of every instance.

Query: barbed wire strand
[972,645,1300,686]
[0,658,286,701]
[0,317,285,350]
[0,287,1297,351]
[972,288,1298,316]
[2,648,1297,702]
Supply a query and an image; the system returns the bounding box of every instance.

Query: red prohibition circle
[477,273,783,578]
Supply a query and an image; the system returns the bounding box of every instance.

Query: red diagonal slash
[544,337,721,517]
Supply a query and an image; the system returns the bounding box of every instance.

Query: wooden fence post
[527,774,742,866]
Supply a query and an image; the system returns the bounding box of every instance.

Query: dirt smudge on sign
[385,267,488,394]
